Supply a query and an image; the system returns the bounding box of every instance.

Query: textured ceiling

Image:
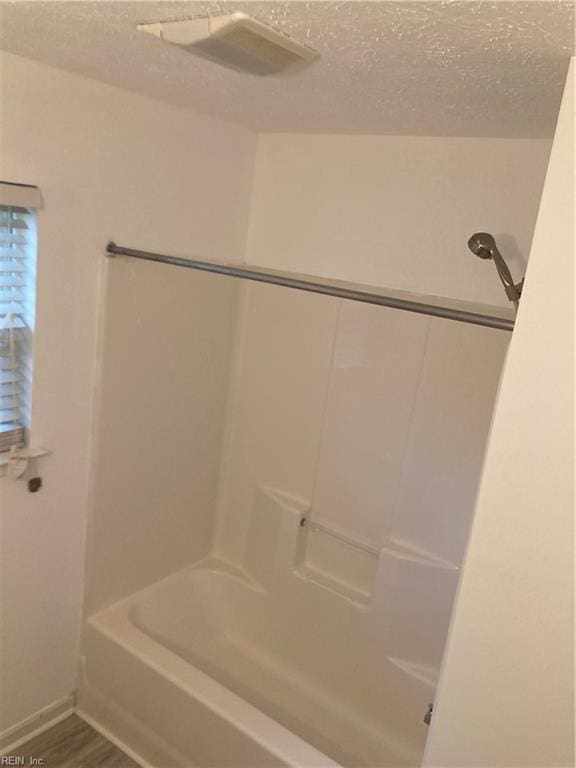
[0,1,574,137]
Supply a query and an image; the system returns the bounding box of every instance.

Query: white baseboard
[0,693,76,755]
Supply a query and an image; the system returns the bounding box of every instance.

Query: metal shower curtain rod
[106,242,514,332]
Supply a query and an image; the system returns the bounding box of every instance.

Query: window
[0,183,41,454]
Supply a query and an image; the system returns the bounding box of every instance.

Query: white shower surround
[79,269,509,766]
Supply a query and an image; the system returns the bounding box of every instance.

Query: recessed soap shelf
[300,517,379,557]
[296,517,380,605]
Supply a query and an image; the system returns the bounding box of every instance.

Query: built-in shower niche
[243,485,379,604]
[296,521,379,605]
[242,484,461,684]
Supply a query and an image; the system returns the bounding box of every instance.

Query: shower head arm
[490,246,524,302]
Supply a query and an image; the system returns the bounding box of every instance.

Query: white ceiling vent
[137,13,319,76]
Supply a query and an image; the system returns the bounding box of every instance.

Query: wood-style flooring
[7,714,139,768]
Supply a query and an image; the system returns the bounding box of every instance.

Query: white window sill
[0,447,50,477]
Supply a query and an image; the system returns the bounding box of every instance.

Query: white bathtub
[78,486,442,767]
[79,560,425,768]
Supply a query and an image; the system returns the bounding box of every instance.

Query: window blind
[0,203,37,452]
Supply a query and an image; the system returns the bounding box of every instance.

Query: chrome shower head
[467,232,523,310]
[468,232,496,260]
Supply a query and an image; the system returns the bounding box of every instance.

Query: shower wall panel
[216,283,508,561]
[213,280,509,684]
[84,262,241,613]
[311,301,430,546]
[390,318,509,565]
[213,283,339,563]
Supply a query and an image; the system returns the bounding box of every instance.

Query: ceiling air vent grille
[137,13,319,76]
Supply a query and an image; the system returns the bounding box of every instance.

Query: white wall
[0,51,257,738]
[247,134,551,308]
[424,61,574,768]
